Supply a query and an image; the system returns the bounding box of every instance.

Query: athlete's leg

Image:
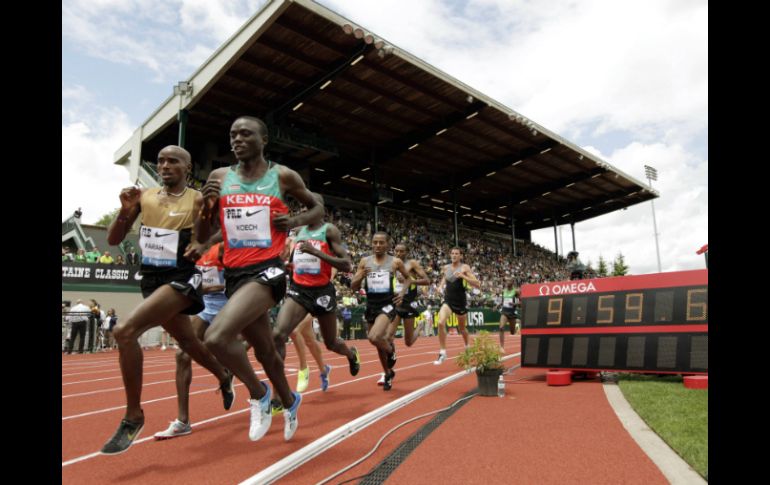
[299,317,326,371]
[273,299,311,361]
[437,304,453,352]
[112,285,194,422]
[402,316,418,347]
[174,315,207,424]
[456,313,470,347]
[204,282,274,400]
[317,312,356,359]
[499,313,509,350]
[368,313,394,372]
[241,311,296,408]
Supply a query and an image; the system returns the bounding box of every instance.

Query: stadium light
[173,81,192,97]
[644,164,662,273]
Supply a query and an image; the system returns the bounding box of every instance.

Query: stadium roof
[114,0,658,236]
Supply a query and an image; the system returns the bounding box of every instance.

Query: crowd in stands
[62,245,140,266]
[303,201,577,311]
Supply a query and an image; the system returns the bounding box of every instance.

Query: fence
[61,311,164,353]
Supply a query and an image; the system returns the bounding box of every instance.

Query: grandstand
[110,0,657,257]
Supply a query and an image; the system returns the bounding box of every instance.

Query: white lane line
[240,353,520,485]
[61,350,494,467]
[61,345,466,416]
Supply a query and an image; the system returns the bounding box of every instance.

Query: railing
[140,161,162,186]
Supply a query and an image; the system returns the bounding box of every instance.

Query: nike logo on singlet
[256,181,274,190]
[169,211,186,216]
[154,232,174,237]
[246,209,265,217]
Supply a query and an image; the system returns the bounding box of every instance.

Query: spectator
[74,248,87,263]
[115,254,126,265]
[104,309,118,350]
[99,251,115,264]
[85,247,101,264]
[66,300,91,354]
[126,247,140,266]
[88,299,101,353]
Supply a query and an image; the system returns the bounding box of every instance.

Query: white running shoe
[283,391,302,441]
[248,382,272,441]
[377,373,385,385]
[433,351,446,365]
[154,419,192,440]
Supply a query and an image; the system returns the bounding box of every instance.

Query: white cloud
[532,140,708,275]
[62,92,135,224]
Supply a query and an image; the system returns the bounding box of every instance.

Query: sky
[62,0,708,276]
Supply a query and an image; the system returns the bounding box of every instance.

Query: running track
[62,335,667,484]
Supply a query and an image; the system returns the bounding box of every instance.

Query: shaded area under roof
[115,0,657,239]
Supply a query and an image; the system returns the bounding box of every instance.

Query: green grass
[618,374,708,479]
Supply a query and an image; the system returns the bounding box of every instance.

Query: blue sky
[62,0,708,275]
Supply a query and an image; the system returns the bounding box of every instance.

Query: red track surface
[62,335,667,484]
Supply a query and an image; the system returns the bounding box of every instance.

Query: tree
[597,256,609,277]
[612,252,629,276]
[95,208,120,226]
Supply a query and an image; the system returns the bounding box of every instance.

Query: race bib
[293,242,322,274]
[366,270,390,293]
[139,226,179,267]
[224,205,271,248]
[198,265,223,289]
[503,296,514,308]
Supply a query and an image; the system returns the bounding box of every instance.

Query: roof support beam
[266,43,374,123]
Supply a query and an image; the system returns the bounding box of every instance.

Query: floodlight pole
[644,165,663,273]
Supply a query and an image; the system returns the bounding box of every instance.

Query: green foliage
[618,374,708,479]
[95,208,120,227]
[455,330,503,373]
[597,255,609,277]
[612,252,629,276]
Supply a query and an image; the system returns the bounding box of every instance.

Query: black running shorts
[140,267,205,315]
[365,302,397,324]
[501,309,516,320]
[443,301,468,316]
[287,281,337,316]
[396,299,423,319]
[224,258,287,303]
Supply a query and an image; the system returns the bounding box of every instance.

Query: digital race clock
[520,270,707,374]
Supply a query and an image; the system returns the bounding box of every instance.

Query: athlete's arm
[277,167,324,230]
[408,260,431,286]
[350,258,367,292]
[107,186,143,246]
[195,168,226,243]
[184,191,206,261]
[459,264,481,288]
[437,269,447,294]
[392,257,411,306]
[298,224,353,272]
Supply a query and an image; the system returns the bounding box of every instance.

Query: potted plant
[456,330,504,396]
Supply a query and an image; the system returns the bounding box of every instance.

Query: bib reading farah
[138,187,197,272]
